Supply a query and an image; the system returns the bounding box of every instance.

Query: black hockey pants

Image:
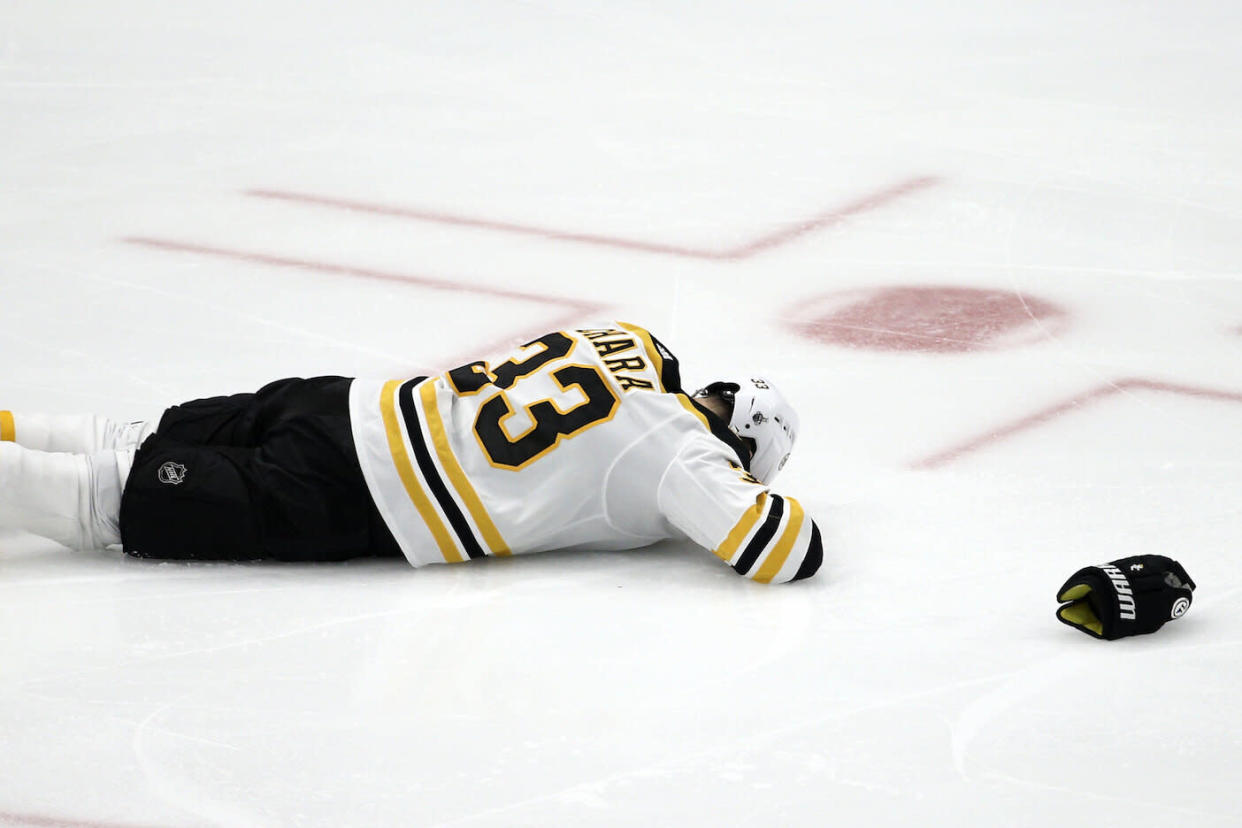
[119,377,402,562]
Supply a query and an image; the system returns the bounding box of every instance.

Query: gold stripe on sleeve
[379,380,462,563]
[0,411,14,442]
[713,492,768,562]
[420,380,510,556]
[753,497,806,584]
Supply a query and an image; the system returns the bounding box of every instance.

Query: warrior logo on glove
[1056,555,1195,640]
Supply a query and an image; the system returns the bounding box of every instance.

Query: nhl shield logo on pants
[158,461,187,485]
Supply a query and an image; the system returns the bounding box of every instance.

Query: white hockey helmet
[696,376,799,484]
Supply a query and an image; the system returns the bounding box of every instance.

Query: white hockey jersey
[348,322,822,583]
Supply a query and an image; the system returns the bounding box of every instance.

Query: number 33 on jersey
[348,322,823,583]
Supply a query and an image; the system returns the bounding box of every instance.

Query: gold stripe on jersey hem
[420,380,511,556]
[380,379,462,563]
[0,411,14,442]
[753,497,805,583]
[617,322,665,391]
[714,492,768,562]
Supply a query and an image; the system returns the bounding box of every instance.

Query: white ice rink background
[3,1,1241,825]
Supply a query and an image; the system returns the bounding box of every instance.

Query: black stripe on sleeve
[398,379,487,560]
[790,521,823,582]
[733,494,785,576]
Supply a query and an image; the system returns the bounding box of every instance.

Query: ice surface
[3,1,1241,825]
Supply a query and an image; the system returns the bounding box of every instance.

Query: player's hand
[1056,555,1195,640]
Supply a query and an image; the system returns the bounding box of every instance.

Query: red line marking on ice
[911,378,1242,470]
[120,237,605,370]
[122,237,598,308]
[245,176,939,261]
[0,811,154,828]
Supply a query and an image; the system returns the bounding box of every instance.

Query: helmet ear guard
[694,377,798,484]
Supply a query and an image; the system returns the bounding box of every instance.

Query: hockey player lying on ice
[0,322,821,583]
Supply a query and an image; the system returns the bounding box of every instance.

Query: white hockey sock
[0,442,129,550]
[0,411,156,454]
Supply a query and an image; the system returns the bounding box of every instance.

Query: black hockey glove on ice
[1055,555,1195,640]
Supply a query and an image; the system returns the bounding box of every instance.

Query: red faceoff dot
[793,285,1069,353]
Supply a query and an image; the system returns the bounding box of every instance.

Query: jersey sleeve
[656,436,823,584]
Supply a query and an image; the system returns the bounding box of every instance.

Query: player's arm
[657,438,822,584]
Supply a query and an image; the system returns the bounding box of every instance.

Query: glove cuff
[1056,565,1129,639]
[1056,555,1194,641]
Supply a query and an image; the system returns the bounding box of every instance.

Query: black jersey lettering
[475,364,619,469]
[491,332,575,390]
[592,337,637,358]
[604,356,647,373]
[447,361,493,395]
[616,376,655,391]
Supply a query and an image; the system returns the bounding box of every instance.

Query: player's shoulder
[567,321,751,467]
[658,399,756,481]
[570,321,681,391]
